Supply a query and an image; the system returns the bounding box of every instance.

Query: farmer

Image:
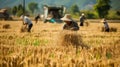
[21,15,33,32]
[79,13,86,26]
[101,18,110,32]
[61,14,79,31]
[34,14,40,24]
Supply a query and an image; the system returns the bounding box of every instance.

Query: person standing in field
[21,15,33,32]
[34,14,40,24]
[61,14,79,31]
[101,18,110,32]
[79,13,86,26]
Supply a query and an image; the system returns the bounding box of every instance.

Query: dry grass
[0,20,120,67]
[20,25,28,32]
[85,21,90,27]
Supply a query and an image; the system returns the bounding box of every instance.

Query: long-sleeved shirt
[103,22,109,29]
[24,16,32,25]
[63,21,79,31]
[80,16,86,22]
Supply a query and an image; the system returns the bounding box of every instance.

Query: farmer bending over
[21,15,33,32]
[61,14,79,31]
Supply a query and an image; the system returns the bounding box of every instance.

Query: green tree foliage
[107,10,120,19]
[12,4,24,17]
[69,4,80,15]
[12,6,17,16]
[17,4,24,16]
[16,8,23,17]
[94,0,111,18]
[18,4,23,11]
[80,10,99,19]
[28,2,38,14]
[116,11,120,16]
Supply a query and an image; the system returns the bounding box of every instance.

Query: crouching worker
[20,15,33,32]
[61,14,79,31]
[44,15,56,23]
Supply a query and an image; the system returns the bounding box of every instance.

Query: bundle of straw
[58,31,84,48]
[2,24,11,29]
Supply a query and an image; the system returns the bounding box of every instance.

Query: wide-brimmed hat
[61,14,72,21]
[101,18,107,22]
[20,15,24,19]
[81,13,84,16]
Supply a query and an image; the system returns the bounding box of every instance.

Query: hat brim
[61,18,72,21]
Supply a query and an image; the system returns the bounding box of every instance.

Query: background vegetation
[1,0,119,19]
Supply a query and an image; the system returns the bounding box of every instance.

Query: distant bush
[71,13,80,19]
[107,10,120,20]
[80,10,99,19]
[86,12,99,19]
[78,10,120,19]
[16,9,23,17]
[116,10,120,16]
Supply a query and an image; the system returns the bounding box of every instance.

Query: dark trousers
[105,28,109,32]
[80,22,84,26]
[28,24,33,32]
[35,19,38,23]
[44,19,49,23]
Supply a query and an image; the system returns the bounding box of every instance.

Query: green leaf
[106,52,112,59]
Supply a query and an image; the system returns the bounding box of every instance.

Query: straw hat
[20,15,27,19]
[101,18,106,22]
[61,14,72,21]
[20,15,24,19]
[81,13,84,16]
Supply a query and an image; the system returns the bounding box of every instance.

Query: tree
[18,4,23,11]
[12,6,18,16]
[69,4,80,15]
[28,2,38,14]
[116,10,120,16]
[94,0,111,18]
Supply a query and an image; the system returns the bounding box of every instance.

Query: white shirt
[23,16,32,25]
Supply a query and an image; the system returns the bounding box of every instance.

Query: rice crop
[0,20,120,67]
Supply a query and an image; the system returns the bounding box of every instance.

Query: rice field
[0,20,120,67]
